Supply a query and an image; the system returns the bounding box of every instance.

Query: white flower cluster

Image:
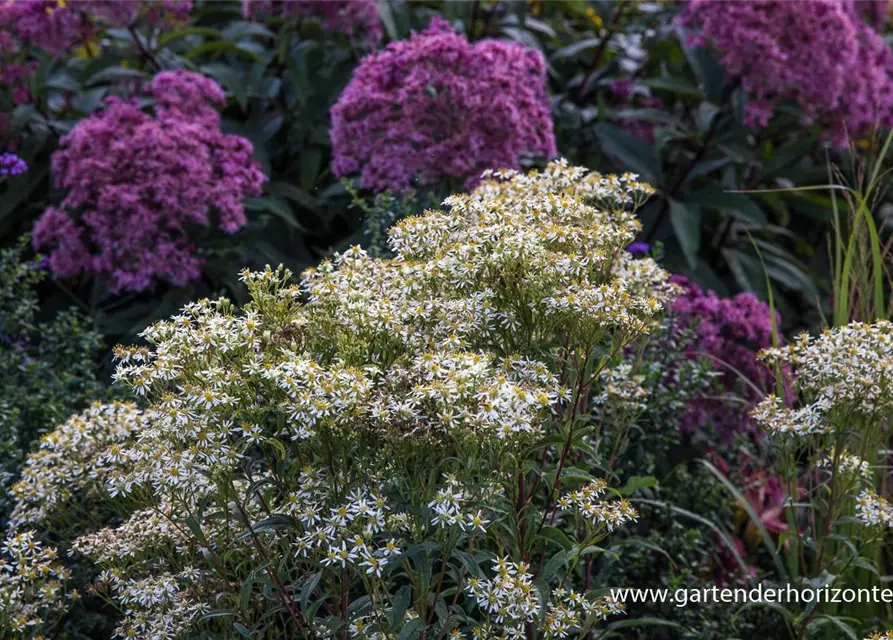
[856,490,893,528]
[428,476,490,533]
[750,398,829,437]
[818,448,872,481]
[0,531,72,635]
[558,480,638,533]
[287,470,405,580]
[71,503,191,564]
[477,164,655,218]
[10,161,666,638]
[542,589,625,638]
[755,321,893,436]
[380,351,565,442]
[348,610,418,640]
[311,160,673,356]
[594,363,650,413]
[99,569,210,640]
[10,401,149,527]
[866,632,893,640]
[466,557,541,638]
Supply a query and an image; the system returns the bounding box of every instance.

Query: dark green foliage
[0,237,110,518]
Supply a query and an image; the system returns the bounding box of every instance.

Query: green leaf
[610,538,677,569]
[245,196,305,231]
[202,63,248,110]
[641,76,704,99]
[605,617,688,632]
[300,572,321,612]
[634,498,750,575]
[617,475,658,496]
[377,0,399,41]
[240,573,255,616]
[808,615,859,639]
[300,148,322,192]
[594,123,662,185]
[264,436,287,461]
[452,550,483,578]
[700,460,789,581]
[395,617,425,640]
[237,514,294,540]
[682,44,726,104]
[551,37,601,60]
[758,138,817,180]
[185,40,262,62]
[158,26,223,47]
[539,526,574,552]
[669,199,701,269]
[614,108,686,129]
[685,186,767,225]
[267,181,321,214]
[84,66,150,86]
[388,586,412,631]
[541,550,568,583]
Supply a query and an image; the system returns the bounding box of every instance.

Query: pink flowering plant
[331,17,556,194]
[1,0,384,337]
[32,70,266,294]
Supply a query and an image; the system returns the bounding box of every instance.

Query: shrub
[7,161,677,638]
[0,237,108,521]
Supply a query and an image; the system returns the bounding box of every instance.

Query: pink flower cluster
[670,275,789,437]
[330,17,557,194]
[243,0,381,45]
[0,0,192,50]
[32,70,266,294]
[0,1,191,104]
[609,78,664,142]
[679,0,893,145]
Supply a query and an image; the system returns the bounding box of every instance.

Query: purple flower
[330,17,557,194]
[626,241,650,256]
[32,71,266,294]
[243,0,381,46]
[0,2,192,101]
[670,275,791,437]
[0,152,27,177]
[679,1,893,145]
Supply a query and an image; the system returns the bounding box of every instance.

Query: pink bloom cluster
[679,0,893,145]
[0,1,191,104]
[330,17,556,194]
[243,0,381,45]
[609,78,664,142]
[32,70,266,294]
[670,275,789,437]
